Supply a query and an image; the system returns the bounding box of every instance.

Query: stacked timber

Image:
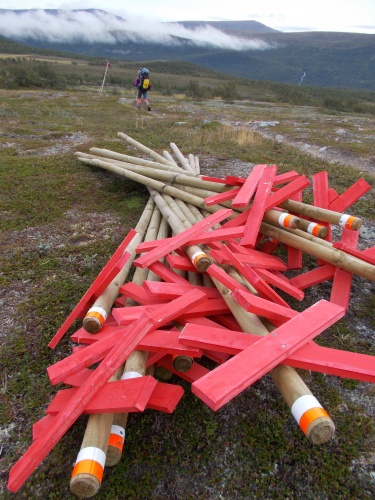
[7,133,375,496]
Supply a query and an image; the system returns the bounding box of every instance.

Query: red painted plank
[264,175,310,211]
[328,178,372,212]
[118,282,167,305]
[241,165,278,247]
[254,268,304,301]
[212,314,243,331]
[330,227,359,309]
[289,264,336,289]
[191,300,345,410]
[48,292,207,386]
[226,242,288,271]
[206,264,249,293]
[231,289,299,322]
[273,171,300,186]
[165,253,198,272]
[134,208,232,269]
[200,175,234,184]
[146,382,185,413]
[203,349,231,364]
[48,229,137,348]
[182,226,246,245]
[224,175,246,185]
[204,187,241,206]
[179,325,375,383]
[216,245,291,307]
[209,249,286,271]
[47,377,157,415]
[8,290,207,492]
[330,268,352,309]
[231,164,266,208]
[143,281,221,299]
[148,261,191,285]
[313,171,330,208]
[328,187,339,203]
[113,297,229,325]
[286,245,303,270]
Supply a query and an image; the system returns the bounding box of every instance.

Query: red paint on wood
[47,377,157,415]
[254,268,304,301]
[204,187,241,206]
[180,324,375,383]
[241,165,278,247]
[273,171,300,186]
[231,164,266,208]
[264,175,310,211]
[118,282,167,305]
[143,281,221,299]
[328,178,371,212]
[148,261,191,285]
[232,289,299,322]
[216,245,291,307]
[191,300,345,410]
[289,264,336,289]
[134,208,232,269]
[48,229,137,348]
[8,290,207,492]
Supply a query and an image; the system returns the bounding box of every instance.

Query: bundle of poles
[8,132,375,496]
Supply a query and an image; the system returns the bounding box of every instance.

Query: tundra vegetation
[0,46,374,499]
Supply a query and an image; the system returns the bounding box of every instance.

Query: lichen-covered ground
[1,90,374,498]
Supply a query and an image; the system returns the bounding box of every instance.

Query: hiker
[133,67,151,111]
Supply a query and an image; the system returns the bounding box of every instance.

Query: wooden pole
[105,203,164,466]
[208,264,335,444]
[280,199,362,230]
[260,222,375,281]
[118,132,177,167]
[82,197,155,333]
[149,189,211,272]
[170,142,195,172]
[69,367,123,498]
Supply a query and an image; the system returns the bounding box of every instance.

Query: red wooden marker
[191,300,345,410]
[48,229,137,348]
[134,208,232,269]
[179,322,375,383]
[328,178,371,213]
[8,289,207,492]
[241,165,278,247]
[231,164,265,208]
[263,175,310,211]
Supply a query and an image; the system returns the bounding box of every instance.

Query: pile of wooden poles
[8,132,375,496]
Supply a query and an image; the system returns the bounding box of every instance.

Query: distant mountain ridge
[1,9,374,90]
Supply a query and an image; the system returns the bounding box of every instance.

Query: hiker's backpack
[139,68,150,90]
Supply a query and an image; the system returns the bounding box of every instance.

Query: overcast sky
[1,0,375,34]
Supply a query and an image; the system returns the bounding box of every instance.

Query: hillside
[1,9,374,90]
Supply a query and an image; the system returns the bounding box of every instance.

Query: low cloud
[0,9,274,51]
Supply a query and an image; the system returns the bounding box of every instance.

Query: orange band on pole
[299,407,330,435]
[84,307,107,326]
[339,214,356,230]
[71,459,104,483]
[191,251,208,268]
[278,212,294,228]
[108,433,125,452]
[307,222,322,237]
[283,214,294,227]
[71,447,106,482]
